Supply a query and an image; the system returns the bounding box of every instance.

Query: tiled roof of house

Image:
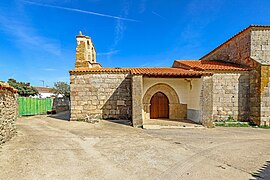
[34,86,54,93]
[173,60,250,71]
[69,67,212,77]
[200,25,270,60]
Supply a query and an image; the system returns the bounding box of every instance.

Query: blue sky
[1,0,270,87]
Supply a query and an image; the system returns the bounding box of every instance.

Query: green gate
[18,97,53,116]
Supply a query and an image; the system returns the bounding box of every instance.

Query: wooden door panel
[150,92,169,119]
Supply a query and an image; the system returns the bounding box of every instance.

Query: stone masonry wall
[249,69,260,124]
[200,28,270,125]
[212,72,250,121]
[250,65,270,126]
[132,75,143,127]
[251,29,270,65]
[0,84,18,145]
[200,76,213,127]
[70,72,132,121]
[201,29,257,67]
[257,65,270,126]
[250,29,270,125]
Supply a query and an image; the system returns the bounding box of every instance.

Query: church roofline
[69,67,213,78]
[200,25,270,60]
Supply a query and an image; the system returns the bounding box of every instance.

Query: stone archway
[143,83,187,120]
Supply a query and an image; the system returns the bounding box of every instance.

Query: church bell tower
[75,31,102,68]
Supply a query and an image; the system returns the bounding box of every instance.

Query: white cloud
[103,0,131,65]
[97,50,119,56]
[139,0,147,13]
[112,1,131,49]
[23,0,139,22]
[0,14,61,56]
[152,11,167,20]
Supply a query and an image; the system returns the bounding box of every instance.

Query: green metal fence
[18,97,53,116]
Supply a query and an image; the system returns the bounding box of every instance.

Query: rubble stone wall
[212,72,250,121]
[70,72,132,121]
[0,84,18,145]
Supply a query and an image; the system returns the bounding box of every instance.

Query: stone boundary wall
[0,83,18,145]
[70,72,132,121]
[212,72,250,121]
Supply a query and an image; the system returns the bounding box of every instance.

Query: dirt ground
[0,112,270,180]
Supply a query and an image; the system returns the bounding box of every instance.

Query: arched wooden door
[150,92,169,119]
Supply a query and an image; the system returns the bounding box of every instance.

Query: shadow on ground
[48,111,131,126]
[48,111,70,121]
[102,119,132,126]
[252,160,270,179]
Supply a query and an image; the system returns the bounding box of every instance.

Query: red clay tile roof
[130,68,212,76]
[69,67,212,77]
[34,86,54,93]
[200,25,270,60]
[173,60,250,71]
[69,68,131,73]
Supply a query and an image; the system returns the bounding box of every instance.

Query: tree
[7,78,39,97]
[51,82,70,98]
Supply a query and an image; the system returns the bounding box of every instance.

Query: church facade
[69,25,270,127]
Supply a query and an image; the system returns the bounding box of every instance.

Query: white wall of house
[33,93,63,98]
[40,92,54,98]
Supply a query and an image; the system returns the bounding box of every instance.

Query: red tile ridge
[174,60,250,71]
[69,67,131,73]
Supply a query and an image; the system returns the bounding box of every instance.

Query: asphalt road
[0,112,270,179]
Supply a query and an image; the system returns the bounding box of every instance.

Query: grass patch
[215,123,250,127]
[215,119,270,128]
[253,125,270,129]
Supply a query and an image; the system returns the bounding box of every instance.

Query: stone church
[70,25,270,127]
